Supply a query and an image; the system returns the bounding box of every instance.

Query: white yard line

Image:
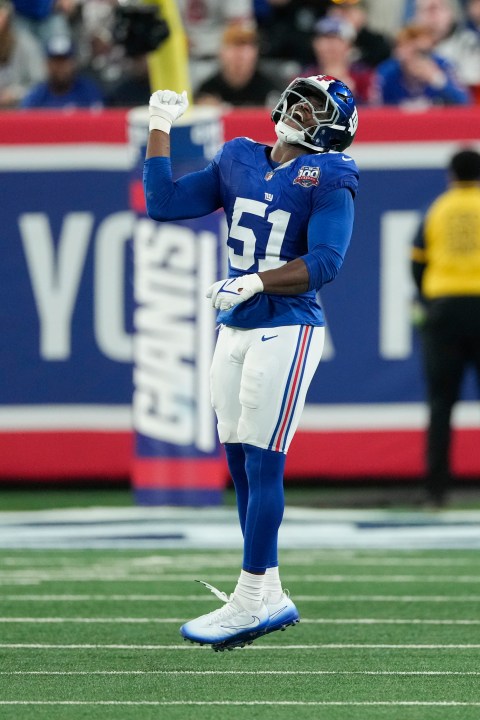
[1,573,480,582]
[0,618,181,623]
[2,594,480,602]
[1,556,478,568]
[0,617,479,625]
[1,701,480,707]
[1,643,480,650]
[1,670,480,676]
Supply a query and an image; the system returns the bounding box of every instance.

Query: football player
[144,75,359,650]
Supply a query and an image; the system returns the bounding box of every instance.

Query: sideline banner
[129,107,226,505]
[0,108,479,483]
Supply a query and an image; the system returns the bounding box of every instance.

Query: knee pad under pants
[210,324,324,452]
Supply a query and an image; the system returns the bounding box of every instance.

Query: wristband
[250,274,264,293]
[149,116,172,134]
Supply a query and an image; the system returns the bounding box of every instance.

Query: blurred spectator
[301,16,377,104]
[103,2,171,106]
[55,0,88,60]
[259,0,330,72]
[415,0,480,89]
[12,0,71,46]
[414,0,463,47]
[253,0,272,22]
[327,0,392,67]
[76,1,171,103]
[195,22,282,107]
[21,34,103,108]
[79,0,116,65]
[176,0,254,92]
[375,24,471,106]
[460,0,480,95]
[77,1,135,97]
[465,0,480,35]
[414,0,463,59]
[363,0,413,36]
[105,53,150,107]
[0,0,46,108]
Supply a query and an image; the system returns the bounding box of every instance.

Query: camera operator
[105,3,169,106]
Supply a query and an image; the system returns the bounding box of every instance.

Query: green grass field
[1,546,480,719]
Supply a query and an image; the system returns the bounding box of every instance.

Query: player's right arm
[144,89,222,221]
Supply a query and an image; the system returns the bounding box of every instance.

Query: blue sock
[242,443,286,573]
[224,443,248,535]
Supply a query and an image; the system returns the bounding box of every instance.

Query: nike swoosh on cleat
[261,334,278,342]
[268,605,289,621]
[220,615,261,629]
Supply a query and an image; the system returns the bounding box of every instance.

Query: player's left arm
[207,186,355,310]
[258,185,355,294]
[298,186,355,291]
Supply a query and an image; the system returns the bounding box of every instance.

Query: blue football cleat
[179,581,299,651]
[180,596,269,651]
[264,592,300,634]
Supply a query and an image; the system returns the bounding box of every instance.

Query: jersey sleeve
[318,155,359,198]
[301,187,355,291]
[143,152,223,221]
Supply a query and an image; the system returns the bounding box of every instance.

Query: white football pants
[210,324,325,453]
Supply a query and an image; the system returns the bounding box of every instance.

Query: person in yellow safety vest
[411,148,480,508]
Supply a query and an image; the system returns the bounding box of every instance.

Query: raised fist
[149,89,189,133]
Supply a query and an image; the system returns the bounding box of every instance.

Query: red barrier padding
[0,428,477,481]
[287,429,480,478]
[222,106,480,144]
[1,106,479,146]
[0,432,133,479]
[132,457,226,490]
[0,109,128,145]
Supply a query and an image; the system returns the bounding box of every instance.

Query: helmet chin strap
[275,120,305,145]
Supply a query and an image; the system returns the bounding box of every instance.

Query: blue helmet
[271,75,358,153]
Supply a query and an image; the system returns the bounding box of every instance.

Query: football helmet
[271,75,358,153]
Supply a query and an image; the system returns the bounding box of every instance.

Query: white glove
[206,274,264,311]
[149,89,189,134]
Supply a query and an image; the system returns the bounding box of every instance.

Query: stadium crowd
[1,0,480,109]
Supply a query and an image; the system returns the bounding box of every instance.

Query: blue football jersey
[213,137,359,328]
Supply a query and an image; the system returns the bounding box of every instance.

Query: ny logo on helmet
[348,108,358,136]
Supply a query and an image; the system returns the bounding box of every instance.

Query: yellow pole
[144,0,192,101]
